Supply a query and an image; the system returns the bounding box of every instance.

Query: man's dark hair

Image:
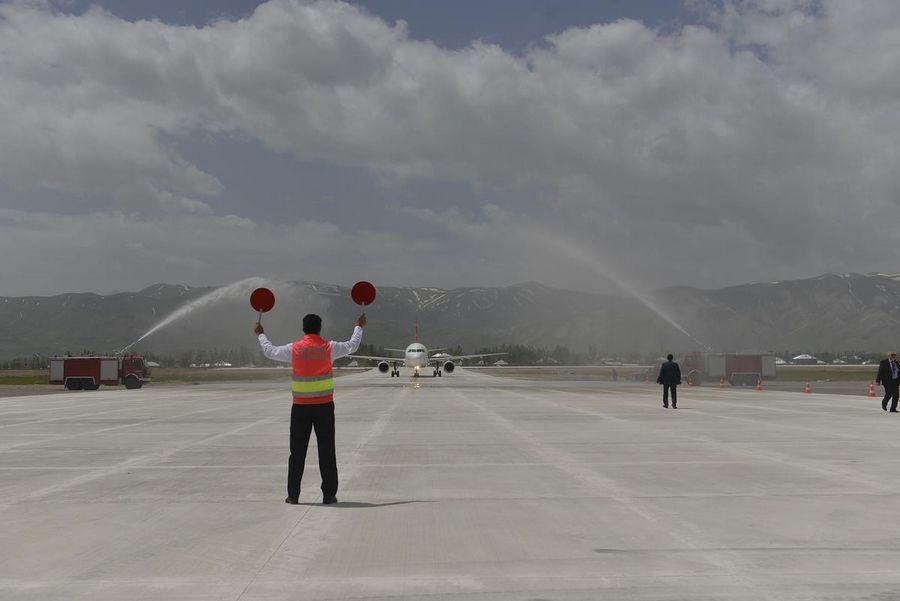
[667,353,674,361]
[302,314,322,334]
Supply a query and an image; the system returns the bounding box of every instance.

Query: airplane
[349,322,505,377]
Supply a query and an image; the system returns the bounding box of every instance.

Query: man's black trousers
[882,382,899,411]
[288,401,337,501]
[663,384,677,407]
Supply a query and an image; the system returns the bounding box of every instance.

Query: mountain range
[2,273,899,360]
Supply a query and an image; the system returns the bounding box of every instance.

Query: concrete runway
[2,368,900,600]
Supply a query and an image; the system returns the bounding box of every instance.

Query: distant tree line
[0,348,892,370]
[0,354,49,370]
[344,343,673,367]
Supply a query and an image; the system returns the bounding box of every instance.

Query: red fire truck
[680,351,776,386]
[49,355,151,390]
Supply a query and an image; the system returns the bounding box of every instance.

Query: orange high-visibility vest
[291,335,334,404]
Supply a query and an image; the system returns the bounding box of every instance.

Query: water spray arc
[119,277,269,353]
[527,227,711,351]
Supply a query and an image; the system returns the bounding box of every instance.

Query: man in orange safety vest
[255,312,366,505]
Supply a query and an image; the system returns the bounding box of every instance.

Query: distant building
[791,354,818,365]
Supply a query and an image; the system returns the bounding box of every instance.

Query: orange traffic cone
[868,381,876,398]
[756,378,763,391]
[804,381,812,394]
[719,377,725,389]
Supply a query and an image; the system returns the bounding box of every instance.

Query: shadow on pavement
[297,500,431,508]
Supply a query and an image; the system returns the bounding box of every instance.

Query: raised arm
[254,322,293,363]
[330,314,366,361]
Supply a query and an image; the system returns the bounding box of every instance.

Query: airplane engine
[443,361,455,373]
[377,361,390,373]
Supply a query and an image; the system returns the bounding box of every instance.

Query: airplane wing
[347,354,403,362]
[433,352,507,361]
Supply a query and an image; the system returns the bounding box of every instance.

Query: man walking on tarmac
[876,351,900,412]
[255,312,366,504]
[657,353,682,409]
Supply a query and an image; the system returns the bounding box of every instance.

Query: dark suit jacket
[876,358,900,386]
[657,360,682,386]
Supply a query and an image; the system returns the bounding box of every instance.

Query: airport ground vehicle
[49,355,150,390]
[680,351,776,386]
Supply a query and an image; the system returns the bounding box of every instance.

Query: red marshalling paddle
[351,281,376,306]
[250,287,276,322]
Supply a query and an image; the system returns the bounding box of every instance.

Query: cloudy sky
[1,0,899,297]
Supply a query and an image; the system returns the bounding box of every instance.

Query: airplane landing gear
[433,370,442,377]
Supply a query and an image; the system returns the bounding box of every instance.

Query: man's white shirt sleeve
[330,326,363,361]
[257,334,292,364]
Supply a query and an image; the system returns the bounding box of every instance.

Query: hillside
[1,273,898,359]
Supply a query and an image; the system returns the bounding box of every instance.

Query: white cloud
[2,0,900,295]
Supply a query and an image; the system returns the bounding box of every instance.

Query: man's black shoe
[323,496,338,505]
[285,496,298,505]
[663,404,668,408]
[672,405,677,409]
[891,410,899,413]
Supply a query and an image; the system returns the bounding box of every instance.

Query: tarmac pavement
[1,369,899,600]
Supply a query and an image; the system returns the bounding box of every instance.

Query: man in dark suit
[657,353,682,409]
[876,352,900,412]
